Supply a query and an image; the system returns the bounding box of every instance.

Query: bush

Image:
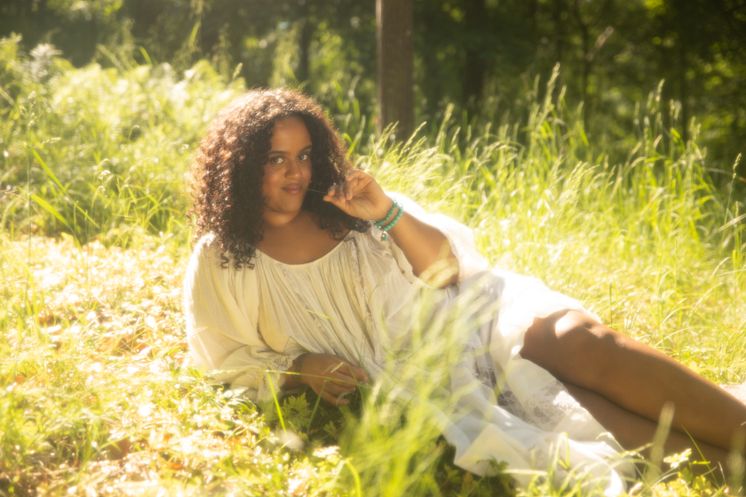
[0,36,242,245]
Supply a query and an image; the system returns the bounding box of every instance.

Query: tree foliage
[1,0,745,170]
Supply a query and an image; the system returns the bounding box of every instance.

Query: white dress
[183,194,631,494]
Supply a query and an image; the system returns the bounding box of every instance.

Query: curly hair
[190,88,369,268]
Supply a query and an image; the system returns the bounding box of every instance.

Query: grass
[1,39,745,496]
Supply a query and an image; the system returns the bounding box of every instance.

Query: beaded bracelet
[374,201,399,229]
[374,201,404,240]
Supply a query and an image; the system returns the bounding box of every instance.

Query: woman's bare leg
[520,309,746,452]
[562,381,730,469]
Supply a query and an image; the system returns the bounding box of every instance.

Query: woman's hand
[286,353,369,406]
[323,169,392,221]
[325,168,458,287]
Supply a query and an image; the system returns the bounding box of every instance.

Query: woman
[183,88,746,492]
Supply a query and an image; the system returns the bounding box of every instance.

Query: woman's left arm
[324,169,458,287]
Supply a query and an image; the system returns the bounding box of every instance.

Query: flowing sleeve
[182,234,297,401]
[387,192,490,282]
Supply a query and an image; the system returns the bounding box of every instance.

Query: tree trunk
[296,0,314,85]
[463,0,488,112]
[527,0,539,59]
[552,0,565,64]
[297,18,313,84]
[418,1,443,120]
[572,0,590,131]
[376,0,414,141]
[676,18,689,143]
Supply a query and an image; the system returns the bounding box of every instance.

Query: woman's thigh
[520,309,746,453]
[519,309,624,390]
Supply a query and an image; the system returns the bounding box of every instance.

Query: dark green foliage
[2,0,745,171]
[414,0,746,173]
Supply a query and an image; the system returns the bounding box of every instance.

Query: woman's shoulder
[188,233,246,273]
[184,233,260,297]
[190,233,220,260]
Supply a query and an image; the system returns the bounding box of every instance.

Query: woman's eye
[299,151,311,161]
[268,156,284,165]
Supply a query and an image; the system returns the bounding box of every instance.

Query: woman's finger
[319,389,347,405]
[349,366,369,383]
[309,376,353,391]
[328,360,355,376]
[339,170,365,199]
[335,363,367,384]
[327,371,359,387]
[323,183,347,205]
[328,360,369,384]
[345,171,367,197]
[317,385,353,405]
[342,176,352,200]
[318,381,355,397]
[318,369,357,388]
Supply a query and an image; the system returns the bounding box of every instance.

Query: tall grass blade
[32,149,66,193]
[29,193,71,230]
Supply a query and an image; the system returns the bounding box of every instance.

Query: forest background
[1,1,746,496]
[3,0,746,170]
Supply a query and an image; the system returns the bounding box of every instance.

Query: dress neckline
[256,230,353,268]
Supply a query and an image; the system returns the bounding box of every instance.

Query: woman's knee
[521,309,622,385]
[554,310,617,352]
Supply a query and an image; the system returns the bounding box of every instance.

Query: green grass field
[1,37,745,496]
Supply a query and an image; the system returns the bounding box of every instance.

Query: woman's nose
[284,158,303,177]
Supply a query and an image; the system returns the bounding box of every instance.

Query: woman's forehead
[270,116,312,149]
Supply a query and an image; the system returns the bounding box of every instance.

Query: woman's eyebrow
[268,145,312,154]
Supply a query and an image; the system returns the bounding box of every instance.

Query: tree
[376,0,414,140]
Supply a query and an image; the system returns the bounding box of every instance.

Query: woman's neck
[261,208,309,231]
[258,211,347,265]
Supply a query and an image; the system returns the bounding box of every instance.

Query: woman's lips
[283,184,304,194]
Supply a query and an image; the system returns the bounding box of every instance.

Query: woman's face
[261,116,313,226]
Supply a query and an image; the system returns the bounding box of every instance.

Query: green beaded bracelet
[378,202,404,240]
[381,205,404,231]
[374,200,400,229]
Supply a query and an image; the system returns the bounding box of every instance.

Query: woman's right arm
[183,235,297,401]
[184,235,368,405]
